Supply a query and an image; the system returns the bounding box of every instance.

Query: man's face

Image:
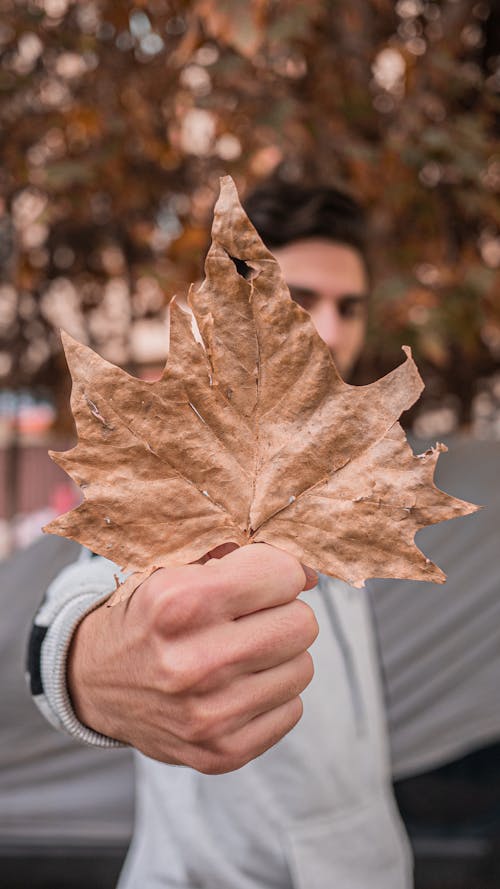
[272,238,369,379]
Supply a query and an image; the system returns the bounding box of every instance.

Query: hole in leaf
[228,254,258,280]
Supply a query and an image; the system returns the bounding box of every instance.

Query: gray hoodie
[29,554,412,888]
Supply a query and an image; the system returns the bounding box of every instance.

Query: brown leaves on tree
[44,177,477,606]
[196,0,268,58]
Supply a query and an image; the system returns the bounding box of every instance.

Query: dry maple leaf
[44,176,477,606]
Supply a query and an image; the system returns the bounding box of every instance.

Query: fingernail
[301,563,318,587]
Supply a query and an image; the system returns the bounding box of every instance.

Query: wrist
[67,604,122,740]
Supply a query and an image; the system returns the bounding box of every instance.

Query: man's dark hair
[243,179,368,265]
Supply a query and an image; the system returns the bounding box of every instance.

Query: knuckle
[135,569,166,616]
[138,570,179,622]
[178,700,221,745]
[162,643,231,697]
[157,576,207,635]
[141,565,213,636]
[160,650,202,695]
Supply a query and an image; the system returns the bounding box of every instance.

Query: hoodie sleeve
[27,548,126,748]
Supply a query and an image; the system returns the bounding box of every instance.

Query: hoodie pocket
[284,791,413,889]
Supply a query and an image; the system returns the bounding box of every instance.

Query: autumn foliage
[0,0,499,431]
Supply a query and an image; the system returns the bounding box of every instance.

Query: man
[245,186,500,885]
[28,180,413,888]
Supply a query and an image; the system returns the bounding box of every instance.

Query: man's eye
[338,299,366,319]
[289,289,317,311]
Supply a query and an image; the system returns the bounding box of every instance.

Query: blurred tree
[0,0,498,432]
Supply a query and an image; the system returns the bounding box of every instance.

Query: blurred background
[0,0,499,556]
[0,2,499,888]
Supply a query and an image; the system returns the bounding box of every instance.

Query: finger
[228,651,314,727]
[192,651,314,739]
[143,544,317,637]
[196,697,304,774]
[182,599,318,684]
[134,679,307,772]
[204,543,313,618]
[197,545,317,592]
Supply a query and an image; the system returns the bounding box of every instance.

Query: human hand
[67,544,318,774]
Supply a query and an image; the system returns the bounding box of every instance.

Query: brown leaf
[44,177,478,606]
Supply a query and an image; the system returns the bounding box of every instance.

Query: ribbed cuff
[41,590,126,748]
